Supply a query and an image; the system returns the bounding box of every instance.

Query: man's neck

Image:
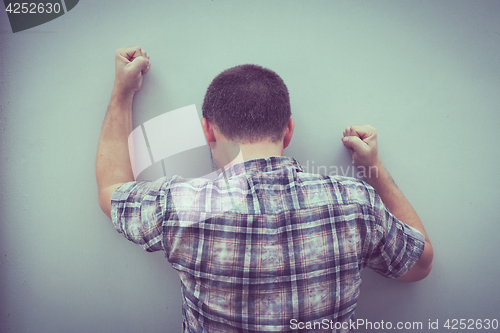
[238,141,284,162]
[217,141,284,172]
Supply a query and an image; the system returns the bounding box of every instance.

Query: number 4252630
[444,319,498,330]
[5,2,62,14]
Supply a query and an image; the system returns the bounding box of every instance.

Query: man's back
[111,156,425,332]
[97,49,432,332]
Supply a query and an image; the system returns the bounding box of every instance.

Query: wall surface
[1,1,500,332]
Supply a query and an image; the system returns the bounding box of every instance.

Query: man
[96,46,433,332]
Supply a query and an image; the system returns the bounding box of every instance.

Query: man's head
[201,64,294,169]
[202,64,292,143]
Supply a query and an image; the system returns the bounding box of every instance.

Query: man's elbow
[396,242,434,282]
[98,183,125,219]
[395,262,432,282]
[98,190,112,219]
[415,261,433,281]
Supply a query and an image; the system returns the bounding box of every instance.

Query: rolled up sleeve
[366,194,426,279]
[110,177,169,252]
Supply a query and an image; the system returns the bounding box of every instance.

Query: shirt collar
[216,156,303,180]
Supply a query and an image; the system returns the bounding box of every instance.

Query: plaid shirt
[111,156,425,333]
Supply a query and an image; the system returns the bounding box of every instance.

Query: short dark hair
[202,64,291,143]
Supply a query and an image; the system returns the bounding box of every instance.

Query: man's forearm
[342,125,432,280]
[96,47,150,217]
[95,90,135,191]
[365,165,430,243]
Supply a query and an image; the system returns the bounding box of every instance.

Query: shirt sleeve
[110,177,169,252]
[365,187,426,279]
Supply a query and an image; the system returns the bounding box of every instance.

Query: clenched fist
[113,46,151,96]
[342,125,382,172]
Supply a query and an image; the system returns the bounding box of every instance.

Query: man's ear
[283,118,295,149]
[201,117,215,147]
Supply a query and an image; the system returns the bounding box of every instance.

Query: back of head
[202,64,291,144]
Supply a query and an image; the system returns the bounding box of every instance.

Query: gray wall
[1,1,499,332]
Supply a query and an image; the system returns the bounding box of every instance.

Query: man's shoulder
[297,170,371,190]
[296,171,377,207]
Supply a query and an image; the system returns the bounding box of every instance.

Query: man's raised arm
[95,46,151,218]
[342,125,433,282]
